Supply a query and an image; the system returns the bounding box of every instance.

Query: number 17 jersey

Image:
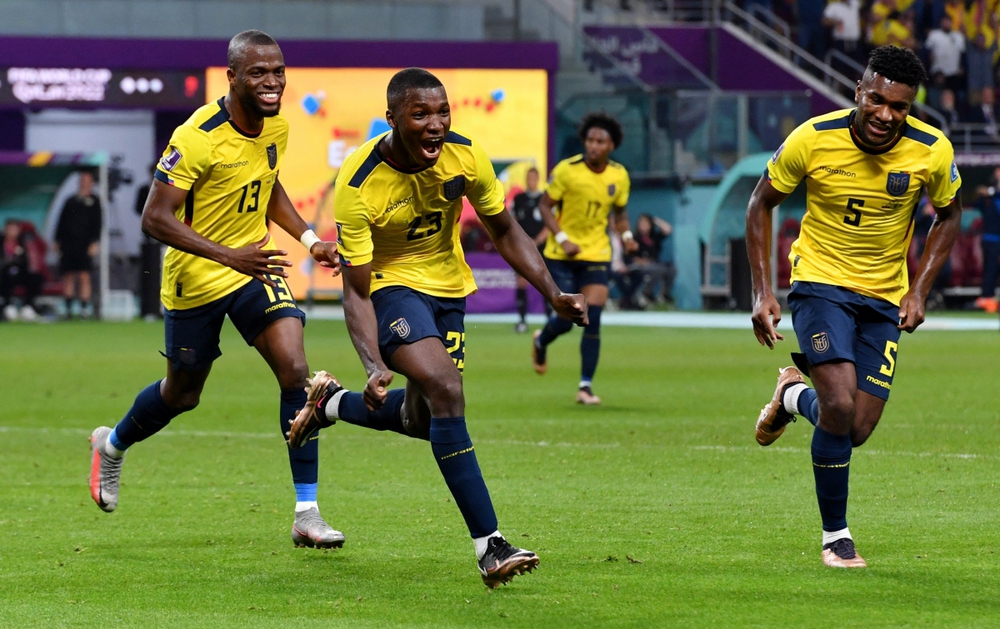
[767,108,960,306]
[154,97,288,310]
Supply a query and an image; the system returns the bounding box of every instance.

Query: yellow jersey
[154,97,288,310]
[334,129,505,298]
[767,108,961,306]
[542,155,631,263]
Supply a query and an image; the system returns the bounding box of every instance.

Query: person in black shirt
[974,167,1000,313]
[1,220,44,321]
[54,170,102,318]
[621,213,675,308]
[509,167,549,332]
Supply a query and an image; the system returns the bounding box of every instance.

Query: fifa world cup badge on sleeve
[159,148,182,172]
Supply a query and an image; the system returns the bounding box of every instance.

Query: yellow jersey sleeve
[766,122,813,194]
[333,170,374,268]
[615,169,631,208]
[545,159,569,201]
[469,140,505,217]
[157,124,210,191]
[926,141,961,208]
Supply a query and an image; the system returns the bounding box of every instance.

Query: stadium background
[1,2,999,627]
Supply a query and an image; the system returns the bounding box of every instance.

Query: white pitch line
[2,425,990,459]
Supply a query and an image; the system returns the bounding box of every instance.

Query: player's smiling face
[229,44,285,120]
[388,87,450,169]
[853,71,916,147]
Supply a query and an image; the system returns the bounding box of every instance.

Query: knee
[276,357,309,390]
[424,373,465,417]
[818,394,855,429]
[165,390,200,413]
[850,429,872,448]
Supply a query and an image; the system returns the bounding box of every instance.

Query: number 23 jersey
[766,108,960,306]
[154,97,287,310]
[334,130,505,298]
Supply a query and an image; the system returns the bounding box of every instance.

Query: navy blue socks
[538,313,573,347]
[580,305,602,384]
[798,388,819,427]
[281,388,318,486]
[516,287,528,323]
[109,380,182,450]
[812,426,852,532]
[430,416,498,538]
[336,389,410,436]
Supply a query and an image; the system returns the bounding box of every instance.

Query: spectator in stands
[622,213,676,308]
[925,13,967,101]
[936,87,964,137]
[974,168,1000,312]
[962,0,998,106]
[823,0,864,64]
[1,219,44,322]
[54,170,102,319]
[797,0,828,60]
[968,86,1000,139]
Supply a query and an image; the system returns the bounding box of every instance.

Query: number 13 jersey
[766,108,960,306]
[334,130,505,298]
[154,97,288,310]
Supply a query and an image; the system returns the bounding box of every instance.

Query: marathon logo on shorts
[266,143,277,170]
[443,176,466,201]
[389,317,410,339]
[811,332,830,353]
[886,171,911,197]
[159,147,182,172]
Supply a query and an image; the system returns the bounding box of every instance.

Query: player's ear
[227,67,236,88]
[385,109,396,130]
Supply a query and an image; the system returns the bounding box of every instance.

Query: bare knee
[817,394,856,434]
[276,357,309,391]
[424,374,465,418]
[160,381,203,413]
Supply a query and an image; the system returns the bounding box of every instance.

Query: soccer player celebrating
[531,113,636,405]
[88,31,346,549]
[287,67,587,588]
[747,46,962,568]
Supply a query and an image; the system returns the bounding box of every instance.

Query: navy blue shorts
[544,258,609,292]
[370,286,466,372]
[163,275,305,371]
[788,281,901,400]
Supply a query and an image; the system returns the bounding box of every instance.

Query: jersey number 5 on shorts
[879,340,898,377]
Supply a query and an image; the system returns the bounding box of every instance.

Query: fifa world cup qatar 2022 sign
[0,67,205,108]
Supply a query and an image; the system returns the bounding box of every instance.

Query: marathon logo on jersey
[443,176,466,201]
[266,143,277,170]
[608,184,616,196]
[389,317,410,339]
[950,162,959,183]
[886,171,911,197]
[159,147,182,172]
[771,143,785,164]
[811,332,830,353]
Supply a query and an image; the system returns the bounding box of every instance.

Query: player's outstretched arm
[479,209,587,326]
[266,178,341,276]
[538,192,581,258]
[342,263,393,410]
[141,179,289,288]
[898,196,962,332]
[745,176,790,349]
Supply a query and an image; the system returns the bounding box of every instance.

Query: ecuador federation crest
[443,175,466,201]
[266,143,277,170]
[811,332,830,353]
[886,171,910,197]
[608,184,616,196]
[389,317,410,339]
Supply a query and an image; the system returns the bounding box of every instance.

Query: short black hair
[526,166,539,175]
[867,45,927,88]
[387,67,444,113]
[578,112,623,148]
[228,30,279,71]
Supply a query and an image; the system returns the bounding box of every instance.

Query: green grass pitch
[1,319,998,628]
